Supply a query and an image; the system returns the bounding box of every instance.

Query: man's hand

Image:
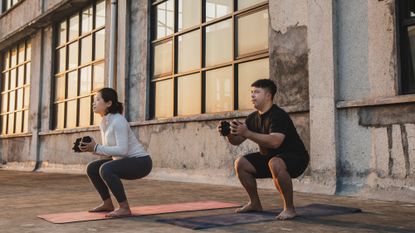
[230,120,250,137]
[79,138,97,152]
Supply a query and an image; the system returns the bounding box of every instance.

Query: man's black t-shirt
[245,104,307,157]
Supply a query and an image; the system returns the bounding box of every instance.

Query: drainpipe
[108,0,117,88]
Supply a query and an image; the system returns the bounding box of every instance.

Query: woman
[80,87,152,217]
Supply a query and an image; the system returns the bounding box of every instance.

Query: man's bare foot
[105,208,132,218]
[276,209,297,220]
[235,202,263,213]
[88,203,114,212]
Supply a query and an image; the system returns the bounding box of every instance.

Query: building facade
[0,0,414,202]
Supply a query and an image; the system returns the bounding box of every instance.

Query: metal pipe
[109,0,118,88]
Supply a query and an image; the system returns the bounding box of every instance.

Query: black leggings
[86,156,152,203]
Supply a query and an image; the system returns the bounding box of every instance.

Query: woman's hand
[79,138,97,152]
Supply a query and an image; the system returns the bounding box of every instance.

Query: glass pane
[15,111,22,133]
[82,6,94,34]
[93,62,105,90]
[69,14,80,41]
[153,40,172,76]
[17,65,24,86]
[238,0,265,10]
[80,66,92,96]
[11,48,17,66]
[10,69,16,89]
[8,113,14,134]
[178,30,201,72]
[66,100,77,128]
[26,42,31,61]
[3,52,9,70]
[23,86,30,109]
[1,94,8,113]
[79,97,91,127]
[81,35,92,64]
[16,88,23,110]
[237,8,268,56]
[55,75,65,101]
[9,91,15,111]
[178,0,201,31]
[238,58,269,109]
[18,43,25,64]
[155,79,173,118]
[25,63,31,84]
[2,71,9,91]
[206,0,233,22]
[155,0,174,39]
[57,47,66,73]
[205,66,233,112]
[95,29,105,60]
[68,42,79,69]
[58,20,67,46]
[407,25,415,92]
[205,19,232,67]
[67,71,78,98]
[177,73,201,115]
[95,0,106,28]
[2,115,7,134]
[23,110,28,132]
[55,103,65,129]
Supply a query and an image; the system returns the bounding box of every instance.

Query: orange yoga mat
[38,201,241,224]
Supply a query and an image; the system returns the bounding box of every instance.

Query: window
[151,0,269,119]
[53,0,106,129]
[1,0,21,13]
[0,40,31,135]
[398,1,415,94]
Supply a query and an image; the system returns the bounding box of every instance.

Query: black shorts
[243,151,309,178]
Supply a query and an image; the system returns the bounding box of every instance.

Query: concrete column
[116,0,128,116]
[307,0,338,194]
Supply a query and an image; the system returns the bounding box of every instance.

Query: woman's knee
[99,163,113,180]
[86,161,100,177]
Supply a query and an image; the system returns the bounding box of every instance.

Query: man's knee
[268,157,287,177]
[234,156,255,174]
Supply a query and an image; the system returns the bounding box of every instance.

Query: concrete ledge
[336,94,415,109]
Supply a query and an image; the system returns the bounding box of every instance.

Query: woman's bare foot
[235,202,263,213]
[105,208,132,218]
[88,203,114,212]
[276,208,297,220]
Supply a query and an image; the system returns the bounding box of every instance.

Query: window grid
[0,40,31,135]
[151,0,269,119]
[53,0,105,129]
[398,1,415,94]
[1,0,21,13]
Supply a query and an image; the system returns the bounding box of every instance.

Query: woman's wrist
[94,144,99,152]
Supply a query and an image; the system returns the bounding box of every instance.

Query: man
[217,79,309,220]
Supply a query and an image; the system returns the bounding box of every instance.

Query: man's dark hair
[251,79,277,99]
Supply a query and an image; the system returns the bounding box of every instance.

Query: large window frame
[397,1,415,94]
[53,0,106,130]
[150,0,270,119]
[1,0,21,13]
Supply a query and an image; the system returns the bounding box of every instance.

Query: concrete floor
[0,169,414,233]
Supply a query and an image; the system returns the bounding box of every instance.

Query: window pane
[23,86,30,109]
[153,40,172,76]
[155,79,173,118]
[58,20,67,46]
[15,111,22,133]
[17,65,24,86]
[9,91,15,111]
[16,88,23,110]
[1,94,8,113]
[95,0,106,28]
[25,63,31,84]
[93,62,105,90]
[11,48,17,66]
[155,0,174,39]
[238,0,265,10]
[23,110,28,132]
[205,66,233,112]
[56,47,66,73]
[69,14,80,41]
[238,59,269,109]
[81,35,92,64]
[66,100,77,128]
[18,43,25,64]
[82,6,93,34]
[178,30,201,72]
[205,19,232,67]
[26,42,31,61]
[68,42,79,69]
[237,9,268,56]
[206,0,232,22]
[55,75,65,101]
[406,25,415,92]
[178,0,201,31]
[67,71,78,98]
[10,69,16,89]
[79,97,91,127]
[2,71,9,92]
[2,115,7,134]
[80,66,92,96]
[177,73,201,115]
[95,29,105,60]
[8,113,14,134]
[55,103,65,129]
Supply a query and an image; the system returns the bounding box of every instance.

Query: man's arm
[231,121,285,149]
[226,134,246,145]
